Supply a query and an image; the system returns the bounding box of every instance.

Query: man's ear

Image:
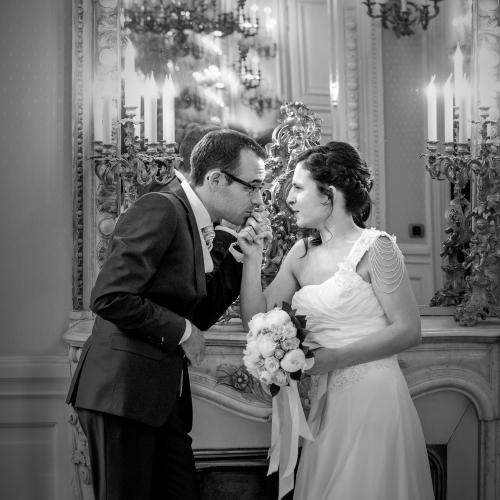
[206,171,223,189]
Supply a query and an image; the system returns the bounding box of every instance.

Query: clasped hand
[237,207,272,257]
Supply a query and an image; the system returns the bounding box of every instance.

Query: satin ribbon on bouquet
[267,379,314,499]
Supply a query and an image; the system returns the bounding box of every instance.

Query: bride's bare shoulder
[283,238,311,273]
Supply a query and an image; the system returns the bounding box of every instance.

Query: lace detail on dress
[368,235,405,294]
[327,357,398,393]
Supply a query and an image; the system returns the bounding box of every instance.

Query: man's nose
[251,189,264,204]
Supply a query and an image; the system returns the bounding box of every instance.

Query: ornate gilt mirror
[71,0,500,320]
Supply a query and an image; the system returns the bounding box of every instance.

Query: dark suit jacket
[66,179,242,428]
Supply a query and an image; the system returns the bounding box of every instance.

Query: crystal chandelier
[362,0,443,37]
[123,0,262,89]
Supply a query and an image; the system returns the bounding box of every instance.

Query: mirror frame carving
[71,0,499,319]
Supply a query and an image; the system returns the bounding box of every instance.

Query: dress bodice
[291,228,391,349]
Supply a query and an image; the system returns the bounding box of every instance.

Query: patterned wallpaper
[382,29,428,245]
[0,0,73,354]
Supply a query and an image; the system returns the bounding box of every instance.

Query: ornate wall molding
[0,356,72,499]
[72,0,87,311]
[342,5,361,151]
[355,2,386,229]
[328,0,384,229]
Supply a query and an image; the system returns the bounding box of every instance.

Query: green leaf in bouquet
[270,383,281,397]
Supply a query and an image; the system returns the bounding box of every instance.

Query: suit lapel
[161,179,206,296]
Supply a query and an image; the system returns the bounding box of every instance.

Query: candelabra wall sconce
[92,106,181,266]
[422,107,500,326]
[362,0,443,37]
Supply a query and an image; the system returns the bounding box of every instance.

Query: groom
[67,129,270,500]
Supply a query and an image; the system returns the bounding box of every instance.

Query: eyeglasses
[221,170,264,196]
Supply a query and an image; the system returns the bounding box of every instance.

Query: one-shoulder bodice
[292,228,392,349]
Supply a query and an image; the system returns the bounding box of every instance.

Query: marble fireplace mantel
[64,314,500,500]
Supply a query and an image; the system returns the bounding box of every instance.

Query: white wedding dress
[291,229,434,500]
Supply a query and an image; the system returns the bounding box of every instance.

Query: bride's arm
[239,236,303,330]
[307,235,421,374]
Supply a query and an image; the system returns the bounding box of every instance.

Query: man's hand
[181,324,206,366]
[219,219,241,232]
[245,207,272,245]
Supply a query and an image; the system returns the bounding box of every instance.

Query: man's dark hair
[178,123,221,175]
[190,129,266,186]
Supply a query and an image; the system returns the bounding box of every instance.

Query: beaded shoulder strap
[347,228,380,269]
[348,228,406,294]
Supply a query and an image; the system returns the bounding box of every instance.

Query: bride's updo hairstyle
[292,141,373,247]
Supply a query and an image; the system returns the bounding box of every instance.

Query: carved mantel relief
[64,317,500,499]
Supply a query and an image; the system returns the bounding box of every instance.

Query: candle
[453,44,464,105]
[463,75,472,141]
[250,3,258,24]
[401,0,408,12]
[123,40,136,76]
[426,75,437,142]
[162,74,176,143]
[144,74,157,143]
[264,6,272,37]
[443,73,454,142]
[124,71,141,108]
[124,71,142,138]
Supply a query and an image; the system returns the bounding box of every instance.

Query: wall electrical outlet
[409,224,425,238]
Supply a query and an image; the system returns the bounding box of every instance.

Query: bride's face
[287,162,332,228]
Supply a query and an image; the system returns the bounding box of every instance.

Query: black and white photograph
[1,1,499,499]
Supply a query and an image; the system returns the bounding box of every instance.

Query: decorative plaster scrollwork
[69,409,92,486]
[93,0,122,269]
[214,363,312,415]
[72,0,86,310]
[216,364,272,404]
[344,8,360,150]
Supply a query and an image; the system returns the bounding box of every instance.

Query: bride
[239,141,434,500]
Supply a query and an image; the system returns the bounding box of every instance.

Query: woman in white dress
[239,141,434,500]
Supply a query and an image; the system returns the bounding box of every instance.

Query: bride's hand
[305,347,339,375]
[237,225,264,259]
[237,210,272,259]
[247,212,272,244]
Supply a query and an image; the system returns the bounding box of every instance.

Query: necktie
[201,225,215,252]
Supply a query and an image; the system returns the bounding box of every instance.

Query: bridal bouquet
[243,302,314,395]
[243,303,315,499]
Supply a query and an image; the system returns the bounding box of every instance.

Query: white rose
[280,349,306,373]
[281,337,300,352]
[257,335,276,358]
[274,348,285,360]
[243,341,261,372]
[264,308,291,328]
[248,312,267,334]
[282,322,297,339]
[260,370,273,385]
[243,340,260,360]
[264,356,280,374]
[272,369,289,387]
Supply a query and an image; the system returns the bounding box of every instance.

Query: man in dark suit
[67,129,270,500]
